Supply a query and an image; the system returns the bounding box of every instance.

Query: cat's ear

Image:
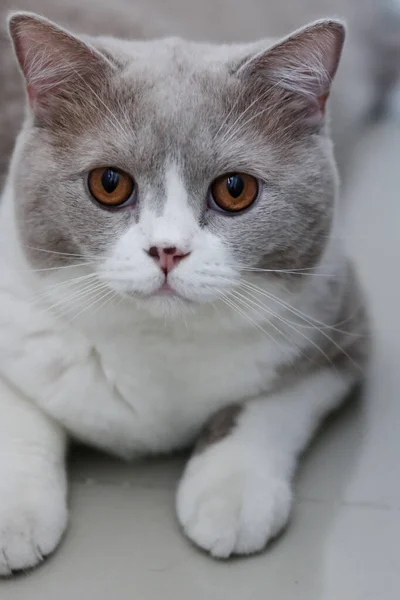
[237,20,345,122]
[8,12,113,121]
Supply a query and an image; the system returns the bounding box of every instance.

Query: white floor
[2,120,400,598]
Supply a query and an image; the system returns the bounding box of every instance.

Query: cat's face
[9,14,343,316]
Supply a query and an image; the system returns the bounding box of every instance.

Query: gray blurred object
[0,0,399,182]
[361,0,400,117]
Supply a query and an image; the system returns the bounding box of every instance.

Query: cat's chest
[83,327,279,456]
[0,283,288,457]
[93,322,279,418]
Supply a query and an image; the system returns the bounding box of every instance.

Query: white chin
[135,293,194,318]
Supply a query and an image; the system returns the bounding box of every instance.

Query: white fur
[177,368,351,557]
[0,377,67,575]
[0,165,354,570]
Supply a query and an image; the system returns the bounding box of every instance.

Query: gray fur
[195,405,242,454]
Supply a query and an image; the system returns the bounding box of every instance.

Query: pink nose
[147,246,190,274]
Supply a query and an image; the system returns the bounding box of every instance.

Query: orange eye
[88,167,135,207]
[210,173,258,213]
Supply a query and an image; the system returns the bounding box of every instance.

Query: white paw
[176,446,292,558]
[0,472,67,575]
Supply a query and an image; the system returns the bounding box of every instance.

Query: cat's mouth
[151,282,179,297]
[134,280,196,314]
[144,279,190,302]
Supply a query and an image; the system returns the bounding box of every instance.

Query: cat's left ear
[236,20,345,123]
[8,12,114,122]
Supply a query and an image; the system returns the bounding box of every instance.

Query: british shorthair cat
[1,0,393,574]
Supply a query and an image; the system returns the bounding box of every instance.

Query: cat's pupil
[101,169,120,194]
[226,175,244,198]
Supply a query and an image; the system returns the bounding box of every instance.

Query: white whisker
[22,245,101,260]
[30,272,99,303]
[231,286,332,366]
[7,261,98,275]
[219,290,288,357]
[239,280,360,369]
[66,287,116,325]
[80,288,118,322]
[228,287,305,353]
[240,279,361,336]
[43,280,108,318]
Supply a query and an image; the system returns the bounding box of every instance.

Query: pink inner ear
[318,93,330,113]
[245,21,345,122]
[26,84,37,107]
[9,14,113,120]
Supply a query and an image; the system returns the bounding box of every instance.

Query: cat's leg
[0,378,67,575]
[177,367,356,558]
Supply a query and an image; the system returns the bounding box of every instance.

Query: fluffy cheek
[98,225,163,296]
[168,230,240,303]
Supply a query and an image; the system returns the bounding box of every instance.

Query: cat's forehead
[95,36,258,76]
[122,42,228,109]
[94,35,260,112]
[74,37,264,173]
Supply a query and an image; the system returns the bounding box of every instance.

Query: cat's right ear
[235,20,345,125]
[8,12,113,121]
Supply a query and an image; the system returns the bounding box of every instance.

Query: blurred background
[1,1,399,598]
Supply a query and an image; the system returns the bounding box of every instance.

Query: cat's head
[8,13,344,317]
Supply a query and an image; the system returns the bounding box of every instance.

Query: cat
[0,9,372,575]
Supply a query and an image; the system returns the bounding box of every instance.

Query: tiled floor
[2,120,400,598]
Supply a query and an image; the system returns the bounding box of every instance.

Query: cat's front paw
[176,448,292,558]
[0,474,67,575]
